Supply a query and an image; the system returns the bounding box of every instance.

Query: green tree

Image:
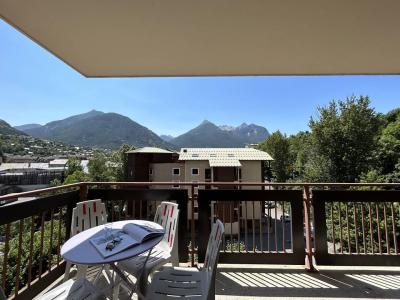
[108,144,134,181]
[88,152,111,182]
[49,178,62,186]
[65,157,83,177]
[63,170,90,184]
[287,131,312,179]
[375,118,400,175]
[258,131,291,182]
[383,108,400,124]
[308,96,381,182]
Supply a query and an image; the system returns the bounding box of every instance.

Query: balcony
[0,182,399,299]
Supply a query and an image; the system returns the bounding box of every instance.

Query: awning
[209,159,242,167]
[1,0,400,77]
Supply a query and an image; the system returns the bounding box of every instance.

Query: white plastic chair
[36,278,105,300]
[146,219,224,300]
[119,202,179,273]
[115,202,179,295]
[64,199,107,281]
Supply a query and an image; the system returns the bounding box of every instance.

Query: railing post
[79,183,88,202]
[303,185,316,272]
[176,191,189,264]
[190,185,195,266]
[197,191,211,264]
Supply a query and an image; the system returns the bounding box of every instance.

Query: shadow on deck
[38,264,400,299]
[215,264,400,299]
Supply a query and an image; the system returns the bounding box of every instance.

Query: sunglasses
[105,236,122,251]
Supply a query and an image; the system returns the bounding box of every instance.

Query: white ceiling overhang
[1,0,400,77]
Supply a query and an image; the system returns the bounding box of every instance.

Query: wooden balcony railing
[0,181,399,299]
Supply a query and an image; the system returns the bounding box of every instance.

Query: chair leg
[76,264,88,280]
[112,274,122,300]
[103,265,114,282]
[63,262,72,282]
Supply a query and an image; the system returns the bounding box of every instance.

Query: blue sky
[0,20,399,137]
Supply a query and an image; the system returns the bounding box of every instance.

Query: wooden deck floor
[39,264,400,300]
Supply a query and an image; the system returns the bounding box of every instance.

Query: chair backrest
[203,219,224,300]
[203,219,224,274]
[71,199,107,236]
[154,201,179,250]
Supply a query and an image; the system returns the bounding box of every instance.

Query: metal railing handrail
[1,181,399,202]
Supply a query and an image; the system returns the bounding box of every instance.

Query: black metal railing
[313,190,400,266]
[0,181,399,299]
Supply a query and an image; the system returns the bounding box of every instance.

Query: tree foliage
[257,96,398,183]
[309,96,381,182]
[0,216,66,296]
[65,157,83,177]
[60,145,134,184]
[258,131,290,182]
[375,118,400,175]
[88,152,110,182]
[107,144,134,181]
[287,131,312,179]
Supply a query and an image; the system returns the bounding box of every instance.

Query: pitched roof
[209,158,242,167]
[179,148,273,161]
[126,147,175,154]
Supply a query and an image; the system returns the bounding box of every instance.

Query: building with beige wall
[126,147,273,233]
[127,147,272,186]
[176,148,273,233]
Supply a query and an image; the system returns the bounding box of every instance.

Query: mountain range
[11,111,269,149]
[15,110,171,149]
[170,120,269,148]
[0,119,27,136]
[159,135,175,142]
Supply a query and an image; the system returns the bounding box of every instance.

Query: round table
[61,220,164,265]
[61,220,164,299]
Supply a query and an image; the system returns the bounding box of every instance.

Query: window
[192,154,199,157]
[172,168,180,176]
[210,154,217,157]
[191,168,199,175]
[228,153,235,157]
[149,168,153,175]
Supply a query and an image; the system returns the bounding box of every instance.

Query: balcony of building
[0,182,399,299]
[1,1,400,299]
